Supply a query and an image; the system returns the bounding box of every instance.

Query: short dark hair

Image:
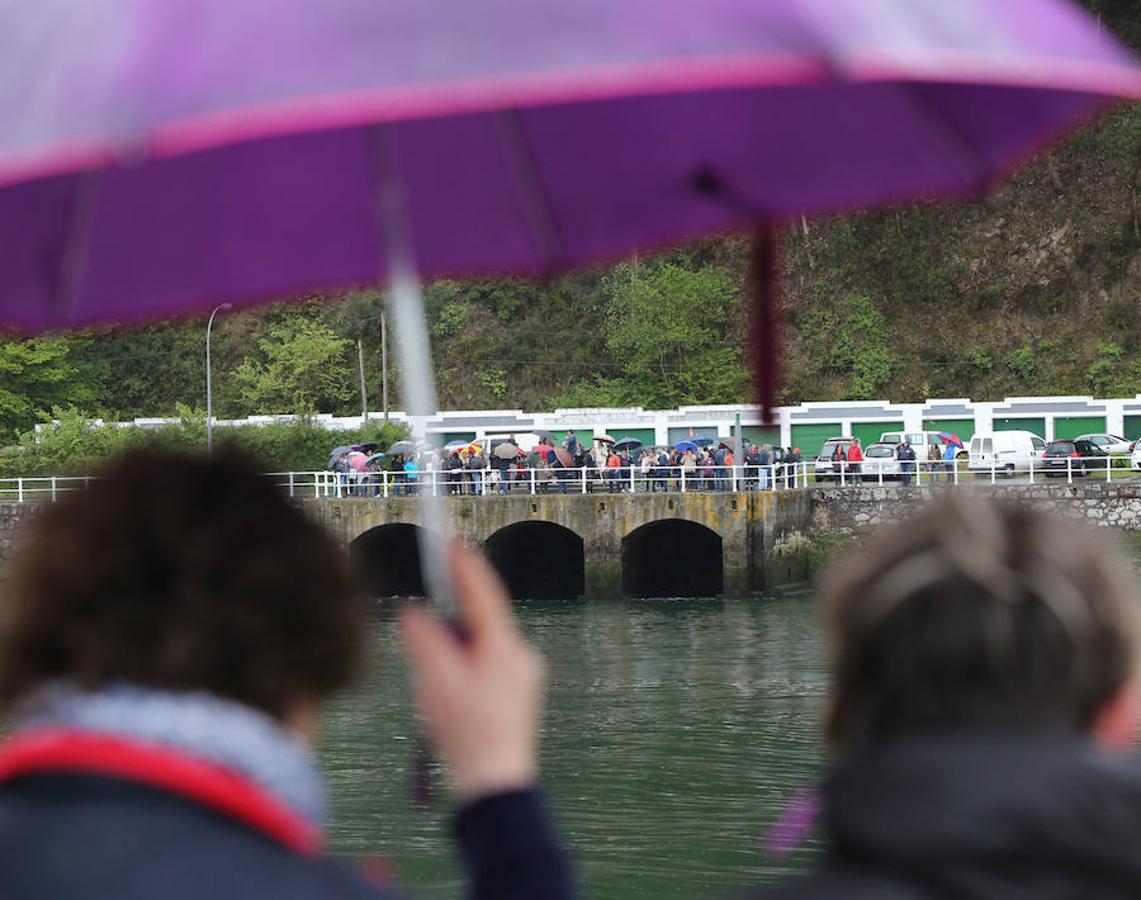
[823,495,1139,753]
[0,449,365,720]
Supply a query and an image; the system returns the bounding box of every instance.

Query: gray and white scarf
[12,681,328,830]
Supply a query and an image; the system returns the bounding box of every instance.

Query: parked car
[968,431,1046,477]
[1042,439,1110,477]
[1133,441,1141,471]
[880,430,968,459]
[1075,433,1135,455]
[861,442,902,482]
[814,437,853,482]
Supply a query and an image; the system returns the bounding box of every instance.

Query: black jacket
[761,736,1141,899]
[0,775,572,900]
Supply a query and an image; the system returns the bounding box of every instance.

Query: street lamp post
[206,303,232,455]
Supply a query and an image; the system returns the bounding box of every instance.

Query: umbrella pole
[376,131,456,620]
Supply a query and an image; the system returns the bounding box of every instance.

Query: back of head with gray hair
[823,494,1140,753]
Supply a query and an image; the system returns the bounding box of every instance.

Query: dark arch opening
[484,522,585,600]
[622,520,723,597]
[350,523,425,598]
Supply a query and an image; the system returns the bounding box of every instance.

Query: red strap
[0,730,322,856]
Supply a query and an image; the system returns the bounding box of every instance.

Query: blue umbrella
[674,440,699,453]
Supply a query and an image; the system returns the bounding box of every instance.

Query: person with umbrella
[0,450,573,900]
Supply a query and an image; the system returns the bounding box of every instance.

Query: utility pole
[381,312,389,422]
[205,302,231,456]
[357,338,369,422]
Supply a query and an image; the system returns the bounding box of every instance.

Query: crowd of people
[333,431,806,495]
[1,448,1137,899]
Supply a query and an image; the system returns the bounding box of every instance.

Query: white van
[968,431,1046,477]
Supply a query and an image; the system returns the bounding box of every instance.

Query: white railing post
[1066,457,1072,484]
[1029,456,1034,484]
[581,466,587,494]
[953,462,959,485]
[50,476,57,501]
[1105,456,1112,483]
[530,468,536,495]
[288,472,295,498]
[630,465,635,493]
[680,467,686,493]
[840,462,846,488]
[990,460,996,485]
[17,478,23,503]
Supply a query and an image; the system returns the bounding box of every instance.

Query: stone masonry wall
[811,482,1141,533]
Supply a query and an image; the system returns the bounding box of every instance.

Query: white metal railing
[0,456,1132,503]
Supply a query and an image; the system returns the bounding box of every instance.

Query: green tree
[0,336,104,440]
[233,316,356,414]
[588,261,747,408]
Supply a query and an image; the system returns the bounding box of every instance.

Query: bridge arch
[484,521,585,600]
[350,523,425,597]
[622,519,723,597]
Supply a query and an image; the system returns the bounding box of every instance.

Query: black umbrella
[388,440,417,455]
[694,437,717,448]
[612,437,644,453]
[532,429,556,443]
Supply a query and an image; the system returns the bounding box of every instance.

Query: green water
[321,590,828,899]
[320,533,1141,900]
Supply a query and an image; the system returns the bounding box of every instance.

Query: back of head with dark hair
[823,495,1139,753]
[0,449,365,720]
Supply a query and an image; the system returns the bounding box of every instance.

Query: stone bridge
[302,491,815,598]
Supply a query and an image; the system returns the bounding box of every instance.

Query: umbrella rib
[893,82,989,190]
[494,109,565,271]
[51,169,101,325]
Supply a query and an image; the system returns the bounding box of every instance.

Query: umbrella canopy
[937,432,964,448]
[442,439,472,451]
[365,452,390,465]
[455,442,483,457]
[552,446,573,467]
[673,440,699,453]
[353,442,379,453]
[387,439,417,455]
[612,437,643,453]
[346,450,370,472]
[531,429,556,444]
[0,0,1136,330]
[694,437,717,448]
[493,442,522,460]
[595,435,616,445]
[328,445,353,467]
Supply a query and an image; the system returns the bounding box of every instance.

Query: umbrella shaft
[378,130,455,618]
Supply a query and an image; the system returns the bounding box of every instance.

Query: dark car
[1042,439,1109,477]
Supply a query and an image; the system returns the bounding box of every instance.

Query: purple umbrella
[0,0,1136,333]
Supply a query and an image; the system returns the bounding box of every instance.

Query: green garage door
[923,418,976,443]
[851,421,903,448]
[607,427,656,447]
[737,425,781,447]
[1126,416,1141,441]
[1053,416,1105,441]
[791,423,842,459]
[993,417,1046,439]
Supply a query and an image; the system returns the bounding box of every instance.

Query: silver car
[1076,433,1134,456]
[862,442,902,482]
